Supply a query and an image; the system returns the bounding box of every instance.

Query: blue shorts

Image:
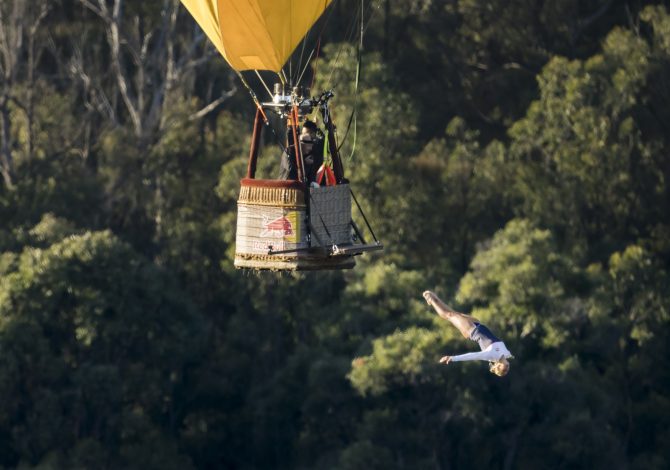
[470,322,501,351]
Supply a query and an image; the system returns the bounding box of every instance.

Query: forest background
[1,0,670,468]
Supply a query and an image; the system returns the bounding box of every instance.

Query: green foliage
[2,1,670,468]
[509,17,670,257]
[457,219,570,336]
[0,229,205,468]
[349,327,445,396]
[403,117,513,276]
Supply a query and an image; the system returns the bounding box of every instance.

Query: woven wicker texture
[234,183,355,271]
[238,185,304,207]
[236,204,308,255]
[234,254,355,271]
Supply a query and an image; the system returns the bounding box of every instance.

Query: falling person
[423,290,513,377]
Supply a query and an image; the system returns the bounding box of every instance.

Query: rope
[235,71,286,154]
[296,9,311,86]
[235,71,268,122]
[337,0,365,158]
[297,48,316,86]
[310,36,322,91]
[254,70,274,100]
[350,187,379,243]
[325,0,379,92]
[347,0,365,160]
[325,7,361,88]
[308,1,337,89]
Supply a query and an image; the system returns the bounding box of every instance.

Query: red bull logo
[261,215,294,238]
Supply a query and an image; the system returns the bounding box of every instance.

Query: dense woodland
[1,0,670,468]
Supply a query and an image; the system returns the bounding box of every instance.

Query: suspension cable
[254,70,274,100]
[337,0,366,157]
[235,71,287,154]
[235,71,268,122]
[296,49,316,87]
[347,0,365,160]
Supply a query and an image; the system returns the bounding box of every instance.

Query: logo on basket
[261,215,294,238]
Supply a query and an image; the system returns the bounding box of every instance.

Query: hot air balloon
[180,0,382,270]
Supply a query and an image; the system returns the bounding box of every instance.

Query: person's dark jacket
[279,134,324,183]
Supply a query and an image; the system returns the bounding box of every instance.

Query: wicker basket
[234,179,355,271]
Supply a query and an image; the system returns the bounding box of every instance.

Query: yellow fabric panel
[180,0,228,59]
[181,0,332,72]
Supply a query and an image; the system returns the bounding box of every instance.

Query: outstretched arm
[440,344,512,365]
[446,350,502,363]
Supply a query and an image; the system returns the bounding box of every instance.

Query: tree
[509,8,670,259]
[0,224,205,468]
[584,245,670,467]
[0,0,50,187]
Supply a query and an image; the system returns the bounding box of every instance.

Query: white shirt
[449,341,513,362]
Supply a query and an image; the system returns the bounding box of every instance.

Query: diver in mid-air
[423,290,513,377]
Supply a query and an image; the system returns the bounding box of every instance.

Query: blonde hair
[490,359,510,377]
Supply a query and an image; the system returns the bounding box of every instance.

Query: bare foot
[423,290,438,306]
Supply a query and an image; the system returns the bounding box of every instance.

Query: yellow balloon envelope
[180,0,333,72]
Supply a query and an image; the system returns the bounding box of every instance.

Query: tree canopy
[1,0,669,468]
